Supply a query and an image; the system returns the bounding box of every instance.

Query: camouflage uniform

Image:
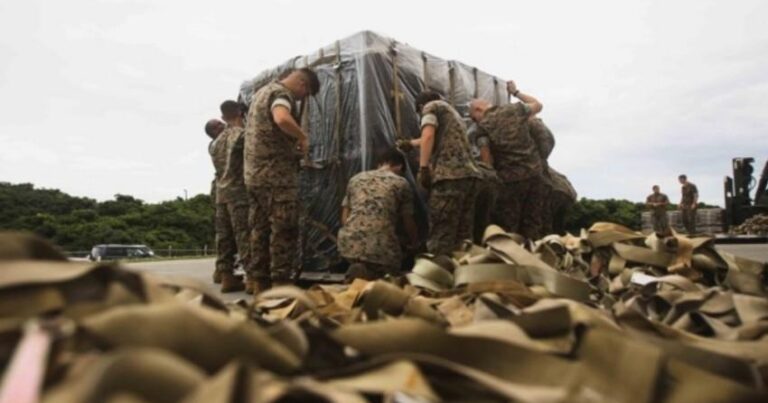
[244,82,301,282]
[546,167,577,235]
[680,182,699,234]
[209,134,239,276]
[421,100,481,255]
[216,126,251,274]
[528,118,555,160]
[550,168,577,234]
[473,162,500,243]
[527,118,557,235]
[476,102,545,239]
[540,169,555,236]
[468,124,501,243]
[337,169,414,278]
[646,192,670,234]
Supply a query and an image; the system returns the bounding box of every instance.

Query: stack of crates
[640,208,724,235]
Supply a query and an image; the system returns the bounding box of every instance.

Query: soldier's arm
[419,125,436,169]
[507,81,543,115]
[272,105,308,142]
[476,130,493,165]
[692,187,699,208]
[479,144,493,166]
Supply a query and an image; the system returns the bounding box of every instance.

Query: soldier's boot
[220,272,245,293]
[245,278,271,295]
[212,270,223,284]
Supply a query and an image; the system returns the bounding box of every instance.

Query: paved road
[126,258,248,301]
[126,244,767,302]
[717,244,768,263]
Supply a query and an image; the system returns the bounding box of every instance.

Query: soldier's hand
[506,80,518,95]
[298,136,309,156]
[396,139,413,152]
[418,166,432,190]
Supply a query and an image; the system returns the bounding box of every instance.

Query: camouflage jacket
[244,81,300,188]
[337,169,414,267]
[209,135,227,203]
[420,100,480,183]
[528,118,555,161]
[548,167,577,201]
[208,140,218,203]
[216,126,248,204]
[475,103,543,182]
[681,183,698,206]
[646,193,670,215]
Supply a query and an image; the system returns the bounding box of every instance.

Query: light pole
[183,189,188,200]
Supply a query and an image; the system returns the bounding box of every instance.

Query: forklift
[723,157,768,231]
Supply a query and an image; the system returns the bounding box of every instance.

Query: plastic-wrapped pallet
[238,31,510,273]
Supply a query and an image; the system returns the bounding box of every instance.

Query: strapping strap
[0,321,52,403]
[454,264,591,302]
[613,243,674,268]
[485,233,557,273]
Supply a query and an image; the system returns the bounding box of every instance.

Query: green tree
[0,183,214,252]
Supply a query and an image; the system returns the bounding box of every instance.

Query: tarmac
[126,243,768,303]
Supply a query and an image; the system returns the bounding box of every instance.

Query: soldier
[469,81,544,240]
[646,185,671,235]
[528,116,557,234]
[548,167,577,234]
[528,116,555,167]
[467,124,501,243]
[337,148,419,280]
[678,174,699,234]
[205,119,226,200]
[206,118,244,291]
[399,91,480,256]
[244,68,319,293]
[210,100,251,293]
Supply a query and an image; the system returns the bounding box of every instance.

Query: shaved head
[469,99,492,122]
[204,119,225,139]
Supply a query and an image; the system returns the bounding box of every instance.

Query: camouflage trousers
[214,201,250,274]
[427,178,478,256]
[474,171,500,244]
[494,175,545,240]
[539,185,555,236]
[550,192,573,235]
[651,211,671,235]
[681,208,697,234]
[247,186,299,282]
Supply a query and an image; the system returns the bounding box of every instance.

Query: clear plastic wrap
[239,31,509,273]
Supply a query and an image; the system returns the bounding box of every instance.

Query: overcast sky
[1,0,766,205]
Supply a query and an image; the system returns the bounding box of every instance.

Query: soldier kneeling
[337,149,419,281]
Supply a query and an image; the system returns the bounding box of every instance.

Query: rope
[448,63,456,105]
[333,40,342,163]
[391,41,403,140]
[422,52,429,90]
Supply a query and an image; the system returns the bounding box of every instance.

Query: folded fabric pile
[732,214,768,236]
[0,226,766,403]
